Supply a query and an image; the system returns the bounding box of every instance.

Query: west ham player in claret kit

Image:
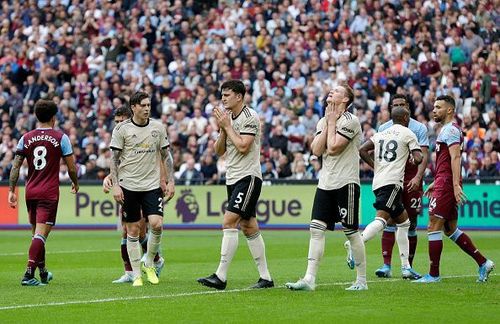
[374,94,429,278]
[414,95,495,283]
[8,99,79,286]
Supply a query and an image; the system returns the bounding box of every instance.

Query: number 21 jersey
[16,128,73,200]
[371,124,420,190]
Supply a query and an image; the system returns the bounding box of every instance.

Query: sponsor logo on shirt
[341,127,354,134]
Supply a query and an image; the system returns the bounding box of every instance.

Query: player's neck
[38,122,53,129]
[230,103,245,118]
[443,115,454,125]
[132,115,149,126]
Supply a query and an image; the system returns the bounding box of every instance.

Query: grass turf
[0,230,498,323]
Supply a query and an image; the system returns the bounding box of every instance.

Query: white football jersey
[371,124,421,190]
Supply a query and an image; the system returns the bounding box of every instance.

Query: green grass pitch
[0,230,498,323]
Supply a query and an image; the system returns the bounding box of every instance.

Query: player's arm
[449,144,466,204]
[424,181,434,198]
[60,135,78,193]
[214,128,227,156]
[109,126,125,203]
[359,139,375,169]
[223,125,254,154]
[311,121,327,157]
[63,154,79,194]
[110,149,124,204]
[410,149,423,165]
[102,175,113,193]
[215,106,256,155]
[8,155,24,208]
[415,146,428,178]
[160,146,175,201]
[326,105,353,156]
[159,157,168,196]
[408,124,430,192]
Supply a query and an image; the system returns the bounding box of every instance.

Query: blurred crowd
[0,0,498,185]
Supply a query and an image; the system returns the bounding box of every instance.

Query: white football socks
[145,229,162,268]
[126,235,142,279]
[215,229,239,282]
[362,217,387,242]
[345,230,367,285]
[396,219,411,268]
[246,232,272,281]
[304,220,326,284]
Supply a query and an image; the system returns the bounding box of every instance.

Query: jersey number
[233,192,244,209]
[33,146,48,170]
[158,197,163,213]
[429,197,437,210]
[410,198,421,209]
[378,140,398,162]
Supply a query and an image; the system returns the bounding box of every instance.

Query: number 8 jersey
[370,124,421,191]
[16,128,73,200]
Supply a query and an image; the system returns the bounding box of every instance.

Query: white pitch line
[0,249,117,257]
[0,274,495,311]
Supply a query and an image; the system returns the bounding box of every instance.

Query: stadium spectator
[179,157,203,185]
[0,0,497,185]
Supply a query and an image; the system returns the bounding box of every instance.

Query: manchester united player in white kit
[348,105,423,279]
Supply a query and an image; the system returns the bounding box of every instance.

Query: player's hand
[407,176,421,193]
[214,106,230,130]
[424,182,434,198]
[333,103,344,119]
[164,181,175,202]
[326,103,337,124]
[8,191,17,208]
[113,185,124,204]
[103,175,113,193]
[454,185,467,205]
[71,182,79,194]
[160,180,168,197]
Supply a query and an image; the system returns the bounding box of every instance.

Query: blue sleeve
[377,120,392,132]
[417,124,429,147]
[443,125,461,146]
[61,134,73,156]
[17,137,24,151]
[16,136,25,155]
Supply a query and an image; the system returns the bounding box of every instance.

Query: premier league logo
[175,189,199,223]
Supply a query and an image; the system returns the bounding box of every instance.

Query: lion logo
[175,189,199,223]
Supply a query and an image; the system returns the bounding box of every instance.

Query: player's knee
[443,225,457,237]
[149,222,162,232]
[310,220,326,239]
[241,227,257,237]
[126,223,140,236]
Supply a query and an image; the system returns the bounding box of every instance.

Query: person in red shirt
[9,99,79,286]
[414,95,494,283]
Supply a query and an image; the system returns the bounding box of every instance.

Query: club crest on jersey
[151,130,159,138]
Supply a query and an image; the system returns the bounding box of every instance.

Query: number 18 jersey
[370,124,420,191]
[16,128,73,200]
